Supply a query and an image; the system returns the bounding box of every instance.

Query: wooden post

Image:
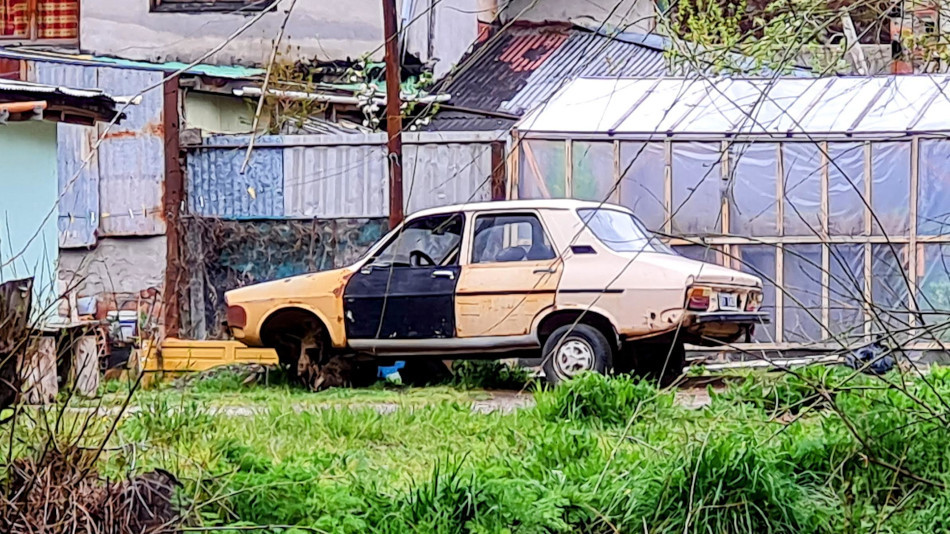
[382,0,404,228]
[71,335,100,397]
[20,336,57,404]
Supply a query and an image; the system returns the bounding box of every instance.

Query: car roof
[408,199,630,219]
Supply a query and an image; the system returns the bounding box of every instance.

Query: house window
[0,0,79,41]
[151,0,276,13]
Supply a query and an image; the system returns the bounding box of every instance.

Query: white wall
[501,0,655,33]
[80,0,479,77]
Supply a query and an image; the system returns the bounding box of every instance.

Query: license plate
[719,293,739,311]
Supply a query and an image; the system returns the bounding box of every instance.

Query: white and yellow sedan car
[225,199,767,385]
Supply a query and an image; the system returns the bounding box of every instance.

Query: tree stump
[20,336,57,404]
[71,336,100,397]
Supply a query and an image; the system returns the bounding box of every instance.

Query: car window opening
[371,213,465,268]
[472,213,557,264]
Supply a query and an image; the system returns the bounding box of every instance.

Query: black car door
[343,213,464,339]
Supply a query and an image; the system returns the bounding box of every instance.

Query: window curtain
[0,0,29,37]
[37,0,78,39]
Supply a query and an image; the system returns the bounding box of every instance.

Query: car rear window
[578,208,673,254]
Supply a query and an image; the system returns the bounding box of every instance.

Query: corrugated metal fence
[30,61,167,247]
[185,131,506,219]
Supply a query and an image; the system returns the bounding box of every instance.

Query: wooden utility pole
[382,0,404,228]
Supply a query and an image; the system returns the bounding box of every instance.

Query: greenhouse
[513,76,950,351]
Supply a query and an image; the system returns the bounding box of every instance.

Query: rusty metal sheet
[30,62,101,248]
[96,67,166,236]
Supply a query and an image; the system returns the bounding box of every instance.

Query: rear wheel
[541,324,612,385]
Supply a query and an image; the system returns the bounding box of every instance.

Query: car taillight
[746,291,762,311]
[687,287,711,311]
[227,305,247,328]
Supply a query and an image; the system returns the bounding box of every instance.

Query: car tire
[542,324,612,385]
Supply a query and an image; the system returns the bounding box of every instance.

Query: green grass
[10,366,950,532]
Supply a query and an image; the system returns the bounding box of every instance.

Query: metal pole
[382,0,404,229]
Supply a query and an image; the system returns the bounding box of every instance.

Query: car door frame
[454,209,563,342]
[343,212,466,350]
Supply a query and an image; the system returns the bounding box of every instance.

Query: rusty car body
[224,200,767,384]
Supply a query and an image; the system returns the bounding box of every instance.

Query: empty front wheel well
[537,310,618,349]
[260,307,327,347]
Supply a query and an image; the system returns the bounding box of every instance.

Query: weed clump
[450,359,533,390]
[535,372,669,425]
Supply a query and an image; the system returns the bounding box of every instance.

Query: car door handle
[533,267,557,274]
[432,270,455,280]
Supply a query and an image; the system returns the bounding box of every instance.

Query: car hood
[618,251,762,287]
[224,267,352,305]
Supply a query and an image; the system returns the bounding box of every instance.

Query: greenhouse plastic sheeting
[572,141,614,202]
[782,143,822,236]
[619,141,665,231]
[827,143,865,235]
[871,244,909,335]
[520,140,566,199]
[871,142,911,236]
[917,140,950,236]
[828,244,864,339]
[784,244,823,343]
[671,142,721,235]
[734,245,776,342]
[917,244,950,341]
[518,76,950,136]
[729,143,777,236]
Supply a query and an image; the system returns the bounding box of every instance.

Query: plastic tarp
[827,143,865,235]
[783,144,823,236]
[735,245,777,342]
[619,142,666,231]
[572,141,614,202]
[917,140,950,236]
[671,142,722,235]
[520,140,566,199]
[828,244,864,339]
[784,244,823,342]
[729,143,777,236]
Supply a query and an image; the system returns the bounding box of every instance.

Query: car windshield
[577,208,673,254]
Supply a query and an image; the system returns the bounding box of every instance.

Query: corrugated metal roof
[428,23,672,131]
[0,78,115,99]
[0,47,264,79]
[502,31,669,116]
[517,76,950,136]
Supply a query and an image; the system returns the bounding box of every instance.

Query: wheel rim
[552,337,595,380]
